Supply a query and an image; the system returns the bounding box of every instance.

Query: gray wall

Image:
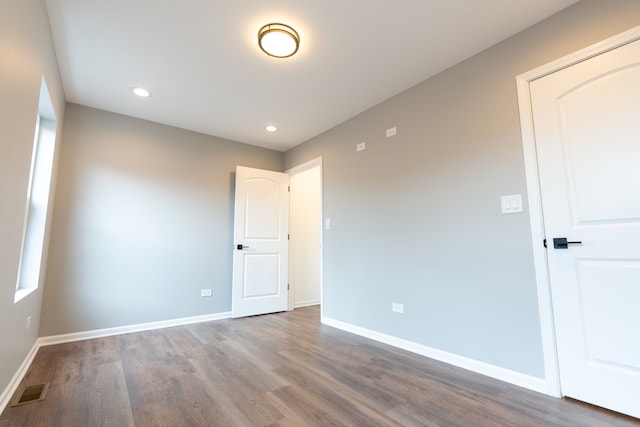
[40,104,283,336]
[0,0,65,400]
[284,0,640,378]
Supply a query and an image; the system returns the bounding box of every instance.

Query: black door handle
[236,244,250,250]
[553,237,582,249]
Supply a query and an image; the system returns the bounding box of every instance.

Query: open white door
[232,166,289,318]
[530,38,640,418]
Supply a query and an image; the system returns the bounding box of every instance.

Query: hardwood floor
[1,306,639,426]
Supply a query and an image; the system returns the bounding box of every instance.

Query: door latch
[552,237,582,249]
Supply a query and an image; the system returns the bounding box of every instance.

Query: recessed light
[265,125,278,132]
[131,87,151,98]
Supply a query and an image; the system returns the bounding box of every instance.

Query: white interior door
[531,39,640,418]
[232,166,289,318]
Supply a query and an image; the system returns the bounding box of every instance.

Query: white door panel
[232,166,289,318]
[243,254,281,298]
[576,260,640,370]
[558,64,640,224]
[244,178,283,239]
[530,38,640,418]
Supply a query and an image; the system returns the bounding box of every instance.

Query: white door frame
[516,26,640,398]
[286,157,324,317]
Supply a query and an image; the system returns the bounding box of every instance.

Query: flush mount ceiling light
[258,23,300,58]
[265,125,278,132]
[131,87,151,98]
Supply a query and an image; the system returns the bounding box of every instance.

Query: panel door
[530,39,640,418]
[232,166,289,318]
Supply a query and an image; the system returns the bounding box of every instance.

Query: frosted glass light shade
[258,23,300,58]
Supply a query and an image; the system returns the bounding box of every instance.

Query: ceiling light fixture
[265,125,278,132]
[258,23,300,58]
[131,87,151,98]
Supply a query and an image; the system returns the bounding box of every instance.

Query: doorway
[231,159,323,318]
[517,26,640,418]
[287,157,323,313]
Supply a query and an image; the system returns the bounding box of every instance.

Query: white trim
[0,342,39,413]
[286,156,322,175]
[294,300,320,309]
[515,25,640,398]
[518,26,640,83]
[38,311,232,346]
[322,316,548,394]
[515,73,562,398]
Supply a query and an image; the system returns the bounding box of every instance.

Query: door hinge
[543,238,547,248]
[288,185,290,192]
[287,283,290,290]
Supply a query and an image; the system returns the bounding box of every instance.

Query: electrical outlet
[200,289,213,297]
[356,142,366,152]
[26,316,32,330]
[391,303,404,313]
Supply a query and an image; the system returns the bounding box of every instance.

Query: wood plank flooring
[1,305,639,426]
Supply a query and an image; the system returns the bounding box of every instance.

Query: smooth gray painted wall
[284,0,640,378]
[0,0,65,400]
[40,104,283,336]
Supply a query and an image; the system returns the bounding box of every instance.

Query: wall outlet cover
[386,126,397,138]
[392,302,404,313]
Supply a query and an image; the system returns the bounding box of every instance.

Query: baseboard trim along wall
[3,310,550,414]
[322,316,550,396]
[0,342,40,414]
[0,311,232,414]
[294,300,320,309]
[38,311,233,347]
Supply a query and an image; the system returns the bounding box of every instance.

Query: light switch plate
[501,194,523,214]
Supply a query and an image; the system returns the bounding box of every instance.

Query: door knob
[553,237,582,249]
[236,244,250,250]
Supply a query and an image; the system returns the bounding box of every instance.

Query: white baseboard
[1,310,232,414]
[0,341,40,414]
[39,311,232,347]
[321,316,550,395]
[3,311,552,415]
[294,300,320,309]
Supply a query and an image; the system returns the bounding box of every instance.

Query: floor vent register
[11,383,49,407]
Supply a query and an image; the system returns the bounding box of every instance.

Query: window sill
[14,288,37,303]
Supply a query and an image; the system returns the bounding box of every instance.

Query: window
[14,77,57,303]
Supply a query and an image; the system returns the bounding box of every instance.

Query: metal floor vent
[11,383,49,407]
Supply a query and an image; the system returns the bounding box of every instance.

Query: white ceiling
[44,0,579,152]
